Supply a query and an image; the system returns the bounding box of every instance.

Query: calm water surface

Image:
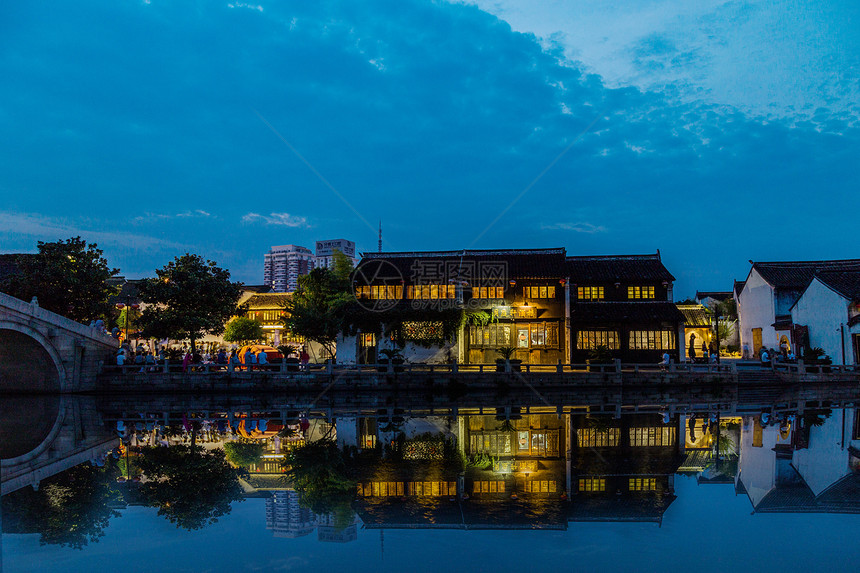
[2,394,858,572]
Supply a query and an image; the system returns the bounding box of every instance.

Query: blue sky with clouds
[1,1,857,296]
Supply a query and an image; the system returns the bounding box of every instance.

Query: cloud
[541,222,606,234]
[0,211,191,252]
[241,212,309,227]
[176,210,211,218]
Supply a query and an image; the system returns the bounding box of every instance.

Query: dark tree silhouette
[136,445,245,531]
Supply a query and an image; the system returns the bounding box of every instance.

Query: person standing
[300,346,310,370]
[257,350,268,371]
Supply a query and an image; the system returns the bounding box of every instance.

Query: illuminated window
[523,480,557,493]
[629,330,676,350]
[629,426,677,446]
[524,286,556,298]
[577,330,620,350]
[470,431,513,455]
[472,481,506,494]
[469,324,512,348]
[628,478,657,491]
[406,284,456,299]
[355,285,403,300]
[578,286,604,300]
[525,322,559,348]
[472,286,505,299]
[578,478,606,492]
[577,428,620,447]
[406,481,457,496]
[627,286,655,299]
[515,429,559,456]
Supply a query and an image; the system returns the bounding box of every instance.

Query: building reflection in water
[2,395,859,551]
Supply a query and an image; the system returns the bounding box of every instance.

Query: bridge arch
[0,320,67,392]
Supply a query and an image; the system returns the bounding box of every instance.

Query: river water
[2,392,859,572]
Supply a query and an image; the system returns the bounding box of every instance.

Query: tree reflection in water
[283,439,357,531]
[135,445,246,531]
[1,463,122,549]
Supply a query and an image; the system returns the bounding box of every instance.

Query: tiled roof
[814,270,860,302]
[676,304,713,327]
[571,301,686,324]
[695,291,732,301]
[733,280,745,297]
[752,259,860,290]
[566,253,675,282]
[568,495,676,522]
[244,293,291,309]
[355,248,568,282]
[107,279,144,305]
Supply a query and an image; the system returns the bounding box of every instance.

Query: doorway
[752,328,763,354]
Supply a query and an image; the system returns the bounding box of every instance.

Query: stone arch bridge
[0,291,118,392]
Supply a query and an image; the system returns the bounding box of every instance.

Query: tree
[284,440,355,518]
[282,267,354,360]
[0,237,119,322]
[136,445,246,531]
[714,298,738,321]
[0,463,123,549]
[222,316,264,346]
[137,254,243,351]
[223,441,264,467]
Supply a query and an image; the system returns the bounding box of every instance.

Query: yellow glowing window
[472,286,504,299]
[577,286,604,300]
[578,478,606,492]
[407,284,455,299]
[577,330,620,350]
[577,428,620,447]
[628,478,657,491]
[524,286,556,298]
[627,286,655,299]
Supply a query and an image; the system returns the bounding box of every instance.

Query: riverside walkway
[93,360,860,394]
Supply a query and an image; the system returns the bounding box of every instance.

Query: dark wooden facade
[353,248,568,365]
[567,254,685,363]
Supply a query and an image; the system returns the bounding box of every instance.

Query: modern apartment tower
[263,245,314,292]
[315,239,358,269]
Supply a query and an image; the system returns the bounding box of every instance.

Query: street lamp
[115,293,140,347]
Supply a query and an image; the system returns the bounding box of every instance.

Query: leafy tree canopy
[0,463,123,549]
[0,236,119,322]
[138,254,243,350]
[282,266,354,360]
[136,445,246,531]
[222,316,264,345]
[223,441,264,467]
[283,439,356,517]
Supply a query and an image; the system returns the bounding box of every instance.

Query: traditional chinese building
[737,258,860,358]
[567,254,685,363]
[347,248,568,365]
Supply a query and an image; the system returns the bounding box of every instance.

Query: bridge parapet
[0,291,118,392]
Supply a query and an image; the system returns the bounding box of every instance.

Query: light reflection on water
[2,395,859,572]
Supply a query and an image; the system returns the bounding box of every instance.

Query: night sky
[1,1,858,297]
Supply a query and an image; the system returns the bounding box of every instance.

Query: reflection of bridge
[1,395,118,495]
[0,292,118,392]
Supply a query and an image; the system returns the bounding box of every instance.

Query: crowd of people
[114,343,311,373]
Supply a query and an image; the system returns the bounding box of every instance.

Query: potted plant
[803,347,832,373]
[378,347,406,372]
[495,346,522,372]
[278,345,301,372]
[587,345,615,372]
